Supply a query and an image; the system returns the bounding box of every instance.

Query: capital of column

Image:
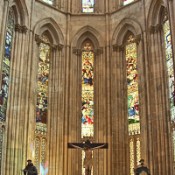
[112,44,124,52]
[73,48,81,56]
[15,24,28,33]
[135,34,141,45]
[35,34,43,45]
[94,47,103,55]
[149,24,162,34]
[52,44,64,51]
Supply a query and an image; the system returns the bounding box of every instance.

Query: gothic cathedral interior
[0,0,175,175]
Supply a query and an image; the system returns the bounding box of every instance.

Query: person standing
[23,160,38,175]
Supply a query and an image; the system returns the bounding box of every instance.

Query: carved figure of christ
[68,139,108,175]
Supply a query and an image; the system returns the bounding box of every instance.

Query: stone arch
[147,0,166,27]
[71,25,104,49]
[34,18,64,46]
[10,0,29,27]
[112,18,142,46]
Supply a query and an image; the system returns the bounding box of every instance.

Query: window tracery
[42,0,54,5]
[82,0,94,13]
[35,35,51,174]
[81,41,94,138]
[125,35,141,175]
[0,9,15,121]
[123,0,135,6]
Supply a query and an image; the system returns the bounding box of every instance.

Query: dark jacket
[135,165,150,175]
[23,164,38,175]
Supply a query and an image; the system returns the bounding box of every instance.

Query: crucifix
[68,139,108,175]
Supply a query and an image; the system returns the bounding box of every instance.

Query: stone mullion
[54,48,59,175]
[111,48,119,175]
[72,50,79,175]
[120,48,129,175]
[19,27,29,170]
[63,44,69,175]
[155,30,163,175]
[152,30,161,175]
[56,49,64,175]
[48,48,57,175]
[13,27,24,175]
[47,47,53,175]
[96,51,104,175]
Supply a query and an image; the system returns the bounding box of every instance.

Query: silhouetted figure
[134,159,150,175]
[23,159,38,175]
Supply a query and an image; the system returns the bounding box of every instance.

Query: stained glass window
[35,35,50,174]
[42,0,54,5]
[81,41,94,138]
[163,20,175,122]
[82,0,94,13]
[36,35,50,125]
[123,0,135,6]
[126,35,140,134]
[126,35,140,175]
[0,9,15,121]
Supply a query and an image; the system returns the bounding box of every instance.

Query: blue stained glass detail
[0,9,14,121]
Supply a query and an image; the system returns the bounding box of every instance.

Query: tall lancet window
[123,0,135,6]
[35,35,51,173]
[0,9,15,121]
[125,35,141,175]
[81,40,94,175]
[82,0,94,13]
[163,16,175,158]
[42,0,54,5]
[0,8,15,174]
[81,41,94,138]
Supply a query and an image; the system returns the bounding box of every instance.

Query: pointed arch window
[35,35,51,172]
[123,0,135,6]
[125,35,141,175]
[82,0,94,13]
[0,9,15,121]
[42,0,54,5]
[162,14,175,159]
[81,41,94,138]
[0,8,15,173]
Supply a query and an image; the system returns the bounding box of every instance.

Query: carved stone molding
[35,34,43,45]
[15,24,28,33]
[73,48,81,56]
[94,47,103,55]
[52,44,64,51]
[135,34,141,45]
[21,26,28,33]
[149,24,162,34]
[112,44,124,52]
[15,24,22,32]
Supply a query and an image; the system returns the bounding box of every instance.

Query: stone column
[111,44,129,175]
[147,25,172,175]
[5,24,29,175]
[47,44,64,175]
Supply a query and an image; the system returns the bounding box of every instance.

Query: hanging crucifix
[68,139,108,175]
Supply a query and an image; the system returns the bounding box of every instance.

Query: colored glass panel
[163,20,175,121]
[42,0,54,5]
[123,0,135,5]
[36,36,50,124]
[0,9,14,121]
[81,42,94,138]
[126,36,140,134]
[82,0,94,13]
